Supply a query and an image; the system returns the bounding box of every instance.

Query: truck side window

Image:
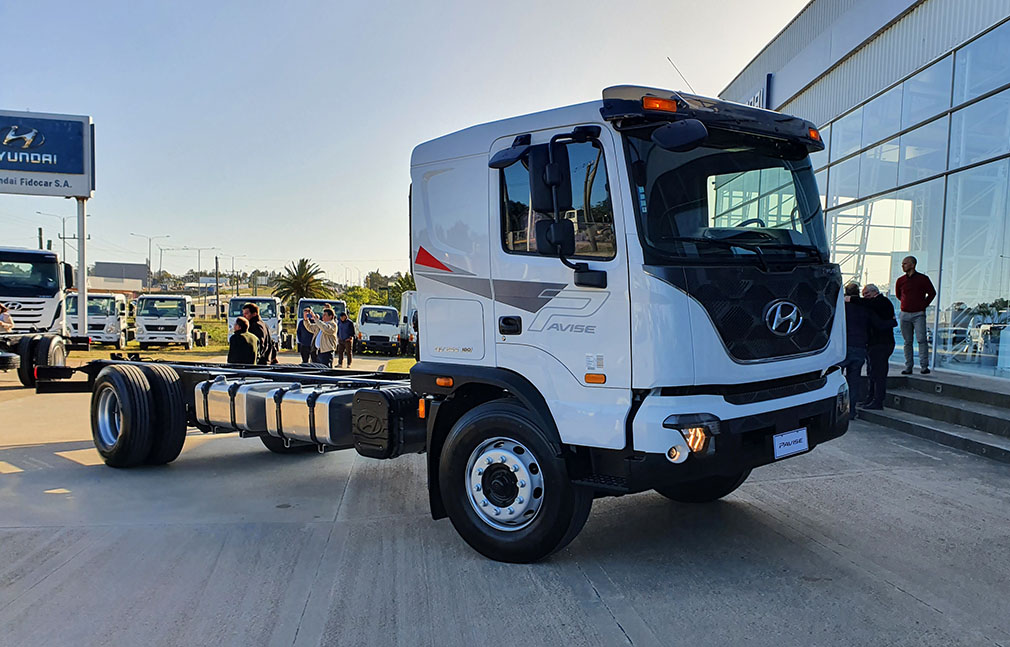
[500,140,617,259]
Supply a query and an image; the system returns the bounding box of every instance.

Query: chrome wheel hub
[466,437,544,532]
[95,386,122,450]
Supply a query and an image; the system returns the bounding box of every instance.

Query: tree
[388,272,416,309]
[338,286,381,319]
[271,258,334,308]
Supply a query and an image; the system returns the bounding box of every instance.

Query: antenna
[666,56,697,94]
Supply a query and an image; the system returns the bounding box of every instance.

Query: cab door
[488,124,632,450]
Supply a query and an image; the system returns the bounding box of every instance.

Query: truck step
[572,474,629,492]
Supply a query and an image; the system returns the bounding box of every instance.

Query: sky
[0,0,808,283]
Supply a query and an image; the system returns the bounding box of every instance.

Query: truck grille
[88,323,105,332]
[646,264,841,362]
[370,336,389,343]
[5,299,49,328]
[148,324,177,332]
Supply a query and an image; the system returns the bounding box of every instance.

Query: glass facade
[818,18,1010,378]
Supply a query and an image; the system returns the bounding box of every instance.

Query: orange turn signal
[585,373,606,384]
[435,376,453,388]
[418,398,426,419]
[809,127,821,142]
[642,97,678,113]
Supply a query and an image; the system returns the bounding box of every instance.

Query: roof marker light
[809,127,821,142]
[642,97,678,113]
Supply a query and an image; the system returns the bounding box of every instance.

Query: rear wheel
[16,335,39,387]
[653,470,751,503]
[90,365,154,467]
[137,364,187,465]
[259,434,317,454]
[115,333,126,350]
[35,335,67,369]
[0,352,20,371]
[439,400,592,563]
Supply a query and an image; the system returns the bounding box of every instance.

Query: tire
[202,331,209,346]
[439,400,592,563]
[259,434,317,454]
[90,364,154,468]
[137,364,187,465]
[653,470,751,503]
[116,334,126,350]
[184,339,193,351]
[0,352,19,371]
[35,335,67,369]
[16,335,39,387]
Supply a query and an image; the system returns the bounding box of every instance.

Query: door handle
[499,316,522,335]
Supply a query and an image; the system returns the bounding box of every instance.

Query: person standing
[860,284,897,410]
[227,316,259,364]
[0,303,14,332]
[895,256,936,375]
[336,311,355,367]
[304,307,337,367]
[839,282,870,419]
[296,310,317,364]
[243,302,274,366]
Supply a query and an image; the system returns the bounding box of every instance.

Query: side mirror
[529,142,573,215]
[279,304,286,318]
[62,262,74,290]
[129,303,136,316]
[189,304,196,317]
[651,119,708,152]
[535,219,575,256]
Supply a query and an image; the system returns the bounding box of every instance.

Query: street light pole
[130,232,170,292]
[182,246,219,317]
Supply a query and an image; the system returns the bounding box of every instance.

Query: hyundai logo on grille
[765,300,803,336]
[6,302,23,311]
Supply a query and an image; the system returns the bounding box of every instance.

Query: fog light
[836,381,850,419]
[662,413,718,459]
[682,426,708,453]
[667,446,682,462]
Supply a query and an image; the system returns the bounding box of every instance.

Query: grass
[382,357,416,373]
[70,317,230,363]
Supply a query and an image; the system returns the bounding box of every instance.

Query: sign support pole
[76,197,88,338]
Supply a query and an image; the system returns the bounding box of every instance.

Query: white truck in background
[398,290,417,354]
[226,296,288,348]
[67,292,129,349]
[355,305,400,354]
[43,87,850,563]
[135,294,196,350]
[0,246,87,387]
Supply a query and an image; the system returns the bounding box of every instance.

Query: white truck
[355,305,400,354]
[135,294,196,350]
[67,292,129,349]
[398,290,417,354]
[40,87,848,563]
[297,298,346,319]
[226,296,288,348]
[0,246,87,386]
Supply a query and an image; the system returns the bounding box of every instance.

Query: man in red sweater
[894,255,936,375]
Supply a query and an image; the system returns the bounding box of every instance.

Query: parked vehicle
[355,305,399,354]
[297,298,347,320]
[67,292,130,349]
[134,295,196,350]
[399,290,417,354]
[227,296,289,348]
[39,87,848,563]
[0,247,88,387]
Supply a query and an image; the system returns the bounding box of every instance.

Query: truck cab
[297,299,347,320]
[135,295,195,349]
[0,247,74,335]
[67,292,128,349]
[398,290,417,354]
[227,296,285,346]
[355,305,400,354]
[407,86,849,561]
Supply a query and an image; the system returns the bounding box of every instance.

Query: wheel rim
[95,386,123,450]
[52,344,66,366]
[465,436,545,532]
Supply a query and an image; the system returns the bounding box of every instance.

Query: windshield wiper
[665,236,770,271]
[752,243,826,263]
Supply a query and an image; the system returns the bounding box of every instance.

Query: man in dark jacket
[840,282,870,419]
[336,311,355,367]
[227,316,258,364]
[296,310,317,364]
[243,302,274,366]
[860,283,897,410]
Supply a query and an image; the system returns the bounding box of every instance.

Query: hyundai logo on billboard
[0,117,85,175]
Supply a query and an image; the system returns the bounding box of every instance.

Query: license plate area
[773,427,809,460]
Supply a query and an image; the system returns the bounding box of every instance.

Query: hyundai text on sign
[0,110,94,198]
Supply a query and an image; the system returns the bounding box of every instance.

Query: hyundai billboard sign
[0,110,94,198]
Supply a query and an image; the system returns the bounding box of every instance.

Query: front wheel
[439,400,592,563]
[653,470,751,503]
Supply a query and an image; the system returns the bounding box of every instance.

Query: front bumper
[360,339,398,353]
[136,334,188,344]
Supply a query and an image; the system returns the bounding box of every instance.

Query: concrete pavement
[1,366,1009,646]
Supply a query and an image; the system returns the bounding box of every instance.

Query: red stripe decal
[415,246,451,272]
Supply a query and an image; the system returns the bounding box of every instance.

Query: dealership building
[721,0,1010,379]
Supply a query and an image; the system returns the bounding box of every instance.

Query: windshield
[299,300,346,317]
[138,298,186,318]
[67,296,117,316]
[623,127,828,265]
[0,254,60,298]
[229,300,276,318]
[361,308,398,325]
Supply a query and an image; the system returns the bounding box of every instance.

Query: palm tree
[271,259,334,307]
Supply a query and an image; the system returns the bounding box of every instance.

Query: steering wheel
[736,218,766,228]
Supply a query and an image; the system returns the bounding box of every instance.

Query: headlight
[105,324,115,334]
[137,325,146,334]
[177,324,187,333]
[361,334,369,341]
[836,381,850,419]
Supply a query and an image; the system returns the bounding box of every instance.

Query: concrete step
[883,387,1010,440]
[888,370,1010,409]
[858,406,1010,464]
